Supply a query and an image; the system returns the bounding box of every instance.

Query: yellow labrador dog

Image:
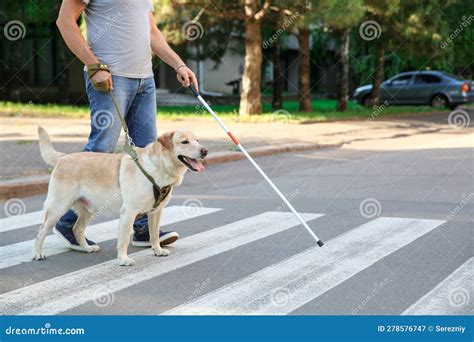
[34,127,207,266]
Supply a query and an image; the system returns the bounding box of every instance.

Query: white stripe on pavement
[0,211,323,315]
[0,210,44,233]
[402,257,473,315]
[164,217,445,315]
[0,206,221,270]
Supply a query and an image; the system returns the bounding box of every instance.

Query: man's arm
[149,13,198,91]
[57,0,112,89]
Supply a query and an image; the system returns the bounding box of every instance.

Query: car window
[391,74,413,86]
[415,74,441,84]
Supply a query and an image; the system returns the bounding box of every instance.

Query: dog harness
[87,63,172,211]
[112,94,173,211]
[126,146,173,211]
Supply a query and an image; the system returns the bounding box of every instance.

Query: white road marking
[402,257,473,315]
[0,210,44,233]
[0,206,221,270]
[0,211,323,315]
[164,217,445,315]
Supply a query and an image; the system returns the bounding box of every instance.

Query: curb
[0,142,339,201]
[0,175,50,202]
[204,142,337,165]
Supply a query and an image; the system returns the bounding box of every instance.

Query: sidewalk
[0,111,465,198]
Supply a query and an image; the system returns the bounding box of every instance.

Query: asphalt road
[0,127,472,315]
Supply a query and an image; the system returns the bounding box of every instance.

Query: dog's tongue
[189,158,205,173]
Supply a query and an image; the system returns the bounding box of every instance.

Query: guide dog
[33,126,207,266]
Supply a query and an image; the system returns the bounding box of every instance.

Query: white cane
[189,86,324,247]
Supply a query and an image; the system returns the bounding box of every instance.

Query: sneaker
[53,224,98,252]
[132,230,179,247]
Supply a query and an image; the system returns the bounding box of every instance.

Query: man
[54,0,198,251]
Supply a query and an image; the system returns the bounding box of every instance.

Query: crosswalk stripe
[0,211,323,315]
[402,257,473,315]
[0,206,221,270]
[0,210,44,233]
[164,217,445,315]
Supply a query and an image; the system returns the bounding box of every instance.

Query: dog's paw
[153,248,170,257]
[87,245,100,253]
[118,257,135,266]
[33,253,46,260]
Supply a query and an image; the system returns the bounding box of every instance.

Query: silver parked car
[352,71,474,109]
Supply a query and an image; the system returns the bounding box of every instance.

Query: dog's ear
[158,131,175,150]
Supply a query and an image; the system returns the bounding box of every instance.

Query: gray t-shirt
[83,0,154,78]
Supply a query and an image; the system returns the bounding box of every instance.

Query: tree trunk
[272,38,283,110]
[239,17,262,116]
[371,43,385,107]
[298,28,311,112]
[337,29,350,112]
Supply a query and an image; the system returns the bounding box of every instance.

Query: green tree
[154,1,238,75]
[4,1,62,101]
[317,0,364,111]
[441,0,474,78]
[262,3,313,112]
[363,0,400,106]
[363,0,456,106]
[167,0,303,115]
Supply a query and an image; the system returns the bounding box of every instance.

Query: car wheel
[430,94,449,108]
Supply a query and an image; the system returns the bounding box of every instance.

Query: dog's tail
[37,126,64,166]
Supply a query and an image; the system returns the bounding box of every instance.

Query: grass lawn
[0,99,449,123]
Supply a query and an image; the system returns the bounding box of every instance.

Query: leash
[109,91,172,211]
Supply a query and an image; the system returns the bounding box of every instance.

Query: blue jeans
[57,73,157,234]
